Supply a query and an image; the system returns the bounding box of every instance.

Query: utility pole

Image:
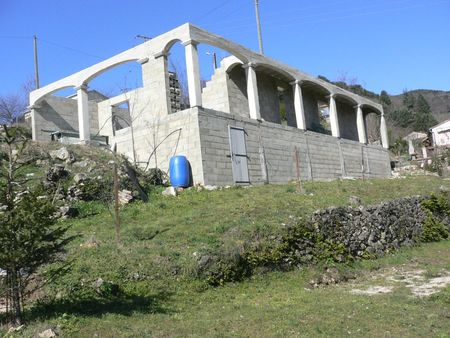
[206,51,217,70]
[33,35,40,89]
[254,0,264,54]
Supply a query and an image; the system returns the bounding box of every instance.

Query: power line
[217,0,449,35]
[191,0,232,24]
[39,38,103,59]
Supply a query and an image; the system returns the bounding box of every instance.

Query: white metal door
[228,126,250,183]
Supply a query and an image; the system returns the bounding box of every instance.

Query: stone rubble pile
[310,196,427,257]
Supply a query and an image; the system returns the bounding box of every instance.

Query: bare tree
[0,78,35,125]
[0,94,26,125]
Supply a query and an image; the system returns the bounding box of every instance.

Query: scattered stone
[118,190,133,204]
[67,185,83,201]
[204,185,218,191]
[73,173,89,184]
[175,187,184,194]
[38,328,57,338]
[46,164,68,182]
[56,205,79,219]
[73,160,90,168]
[7,325,24,333]
[439,185,450,193]
[162,186,177,197]
[92,278,120,296]
[49,147,75,163]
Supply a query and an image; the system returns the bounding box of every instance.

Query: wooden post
[294,146,303,193]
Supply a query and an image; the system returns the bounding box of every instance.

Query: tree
[0,94,26,125]
[379,90,391,106]
[416,94,431,115]
[402,90,416,110]
[0,79,34,125]
[0,125,73,325]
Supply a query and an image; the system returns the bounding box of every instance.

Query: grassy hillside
[2,175,449,337]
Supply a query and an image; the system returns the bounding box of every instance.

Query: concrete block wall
[197,108,390,186]
[111,107,204,184]
[202,68,231,113]
[337,100,358,141]
[227,66,250,118]
[256,72,281,124]
[33,96,99,142]
[302,88,322,130]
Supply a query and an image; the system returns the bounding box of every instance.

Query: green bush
[420,193,450,242]
[421,212,449,242]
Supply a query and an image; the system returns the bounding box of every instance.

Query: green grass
[11,242,450,337]
[2,175,450,337]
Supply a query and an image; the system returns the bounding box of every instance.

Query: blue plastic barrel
[169,155,190,188]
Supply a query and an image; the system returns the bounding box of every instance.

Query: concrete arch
[221,55,244,72]
[334,93,358,106]
[161,38,183,55]
[159,36,249,65]
[82,58,141,84]
[301,79,331,96]
[360,103,382,115]
[255,62,296,83]
[31,84,77,106]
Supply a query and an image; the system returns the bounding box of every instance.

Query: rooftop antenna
[254,0,264,54]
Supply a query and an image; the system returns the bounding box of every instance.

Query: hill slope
[390,89,450,123]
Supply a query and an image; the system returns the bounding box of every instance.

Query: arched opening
[254,64,296,126]
[84,60,143,140]
[362,106,381,144]
[87,61,143,98]
[335,94,358,141]
[301,81,331,135]
[167,41,189,112]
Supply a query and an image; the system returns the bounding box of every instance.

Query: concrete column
[183,40,202,107]
[76,84,90,142]
[356,104,367,144]
[29,105,38,141]
[243,63,261,120]
[146,53,171,116]
[380,113,389,149]
[328,94,340,138]
[291,80,306,130]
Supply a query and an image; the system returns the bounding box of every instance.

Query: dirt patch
[349,267,450,297]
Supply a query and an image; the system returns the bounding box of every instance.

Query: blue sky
[0,0,449,98]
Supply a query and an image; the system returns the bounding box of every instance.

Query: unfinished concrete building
[29,23,390,186]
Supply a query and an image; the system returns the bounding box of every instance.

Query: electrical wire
[217,0,450,35]
[191,0,233,24]
[39,38,103,60]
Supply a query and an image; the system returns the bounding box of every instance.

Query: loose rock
[49,147,74,163]
[162,186,177,197]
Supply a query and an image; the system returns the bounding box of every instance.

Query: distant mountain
[389,90,450,123]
